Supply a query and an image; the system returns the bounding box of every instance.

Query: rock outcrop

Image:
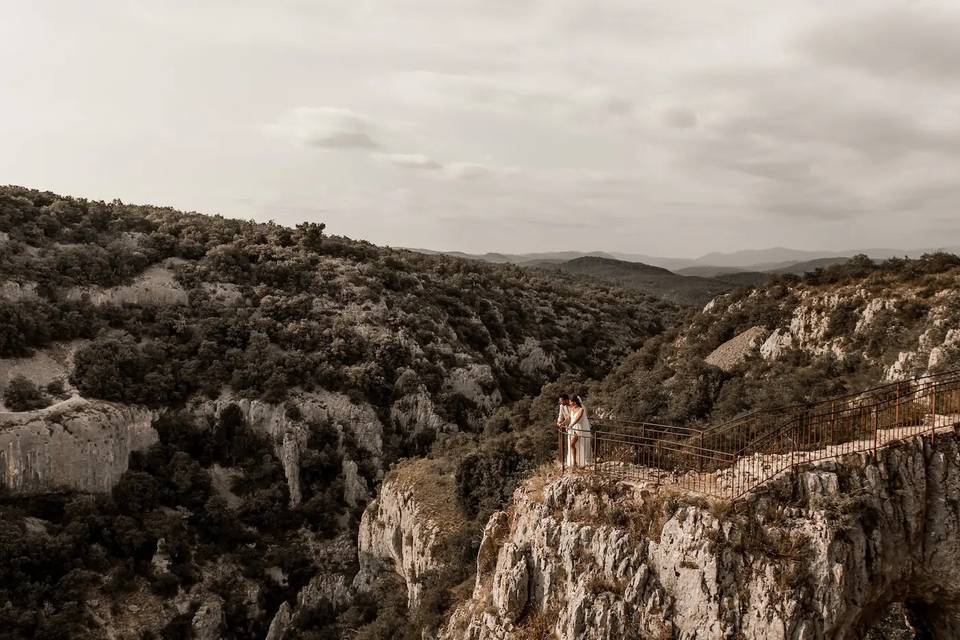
[444,429,960,640]
[0,280,39,302]
[65,263,188,307]
[355,457,466,608]
[704,326,768,371]
[195,389,384,507]
[0,397,157,494]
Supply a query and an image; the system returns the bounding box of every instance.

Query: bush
[3,375,50,411]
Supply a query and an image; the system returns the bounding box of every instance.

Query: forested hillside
[0,186,677,639]
[589,253,960,427]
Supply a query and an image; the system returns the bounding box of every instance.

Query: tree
[295,222,326,252]
[3,375,49,411]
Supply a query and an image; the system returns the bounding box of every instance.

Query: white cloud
[380,153,441,170]
[268,107,381,149]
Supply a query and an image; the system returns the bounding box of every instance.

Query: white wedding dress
[566,406,593,467]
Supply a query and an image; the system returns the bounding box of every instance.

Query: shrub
[3,375,50,411]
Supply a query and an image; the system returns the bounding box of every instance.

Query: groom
[556,393,571,429]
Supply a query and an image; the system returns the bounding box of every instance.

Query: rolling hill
[529,256,739,307]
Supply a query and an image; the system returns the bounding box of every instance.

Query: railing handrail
[706,369,960,438]
[561,369,960,500]
[737,373,960,456]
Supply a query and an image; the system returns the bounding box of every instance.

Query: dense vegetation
[531,255,742,307]
[0,407,398,639]
[0,186,677,638]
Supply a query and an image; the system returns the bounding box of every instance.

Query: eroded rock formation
[355,457,465,608]
[443,429,960,640]
[195,389,384,507]
[0,397,157,494]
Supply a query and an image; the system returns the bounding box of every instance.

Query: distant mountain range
[403,246,960,307]
[406,246,959,272]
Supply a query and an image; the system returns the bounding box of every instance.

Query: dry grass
[514,606,560,640]
[390,457,466,535]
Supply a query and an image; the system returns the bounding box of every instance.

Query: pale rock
[705,326,768,372]
[492,543,529,623]
[355,458,463,608]
[151,538,172,577]
[196,389,385,507]
[22,516,49,535]
[475,511,511,595]
[887,351,917,381]
[298,572,352,609]
[445,364,503,422]
[390,385,454,438]
[0,280,38,302]
[265,602,293,640]
[855,297,895,334]
[191,597,225,640]
[761,328,794,361]
[0,340,87,401]
[281,430,302,507]
[65,263,188,307]
[0,397,157,494]
[343,458,370,508]
[443,432,960,640]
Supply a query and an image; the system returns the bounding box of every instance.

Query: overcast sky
[2,1,959,257]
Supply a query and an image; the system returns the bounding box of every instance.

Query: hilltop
[529,255,739,307]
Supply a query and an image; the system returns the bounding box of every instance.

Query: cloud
[443,162,491,180]
[800,7,960,81]
[662,108,698,129]
[381,153,441,170]
[388,71,638,126]
[268,107,381,149]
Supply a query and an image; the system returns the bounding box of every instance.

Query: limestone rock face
[704,326,768,371]
[0,397,157,494]
[0,280,38,302]
[355,458,464,608]
[265,602,293,640]
[65,263,188,307]
[492,543,529,623]
[343,458,371,508]
[444,430,960,640]
[195,389,384,507]
[191,596,225,640]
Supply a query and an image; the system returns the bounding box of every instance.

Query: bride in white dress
[567,396,593,467]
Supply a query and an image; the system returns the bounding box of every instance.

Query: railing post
[699,432,704,472]
[873,405,879,460]
[932,385,938,443]
[895,382,901,429]
[559,426,565,474]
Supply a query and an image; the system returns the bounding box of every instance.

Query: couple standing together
[557,394,593,467]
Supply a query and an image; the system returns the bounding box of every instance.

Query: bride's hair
[571,396,583,407]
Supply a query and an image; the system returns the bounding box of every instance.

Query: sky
[1,1,959,258]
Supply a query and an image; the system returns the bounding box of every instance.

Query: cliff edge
[442,429,960,640]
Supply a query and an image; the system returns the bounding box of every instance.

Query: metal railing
[558,370,960,500]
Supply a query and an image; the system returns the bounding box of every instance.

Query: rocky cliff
[355,457,466,608]
[442,428,960,640]
[0,396,157,494]
[702,279,960,380]
[194,389,384,508]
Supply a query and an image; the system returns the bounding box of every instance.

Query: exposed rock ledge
[444,429,960,640]
[355,457,466,608]
[194,389,383,508]
[1,397,157,494]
